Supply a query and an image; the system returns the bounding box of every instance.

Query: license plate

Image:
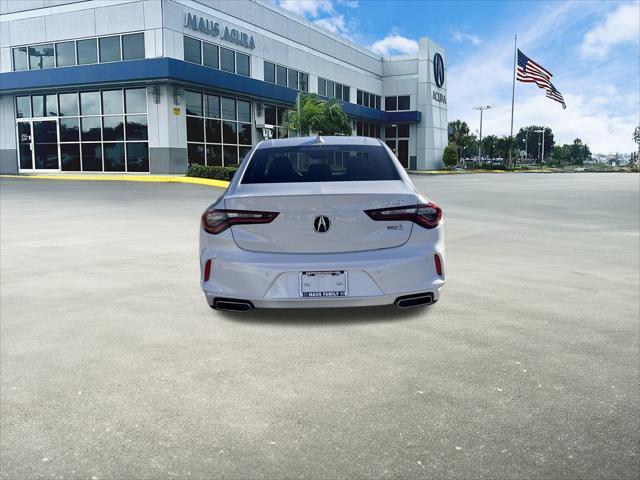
[300,271,347,297]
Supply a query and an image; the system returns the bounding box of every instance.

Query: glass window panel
[238,123,251,145]
[33,120,57,143]
[18,123,32,169]
[398,95,410,110]
[125,88,147,114]
[236,53,250,76]
[264,105,276,125]
[126,142,149,172]
[103,142,125,172]
[363,92,369,107]
[288,69,298,90]
[80,91,101,115]
[397,124,410,137]
[223,146,238,165]
[276,107,285,126]
[77,39,97,65]
[318,78,326,97]
[397,139,409,167]
[102,90,123,114]
[326,81,335,98]
[206,95,220,118]
[206,144,222,166]
[220,47,235,72]
[28,44,54,69]
[203,42,219,68]
[16,96,31,118]
[102,115,124,141]
[335,84,343,101]
[276,65,287,86]
[385,96,397,111]
[188,143,205,166]
[59,117,79,142]
[239,146,251,162]
[58,93,78,116]
[221,97,236,120]
[237,100,250,123]
[264,61,275,83]
[13,47,29,71]
[222,121,237,143]
[125,114,148,140]
[99,36,121,62]
[344,85,350,101]
[385,125,397,138]
[357,90,362,105]
[31,96,45,117]
[55,41,76,67]
[44,95,57,116]
[183,36,202,64]
[81,143,102,171]
[186,116,204,142]
[122,33,145,60]
[205,119,221,143]
[356,121,363,136]
[185,91,202,116]
[61,143,81,171]
[376,95,381,110]
[81,117,102,141]
[34,143,59,169]
[299,72,308,92]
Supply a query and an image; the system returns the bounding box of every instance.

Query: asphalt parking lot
[1,173,639,479]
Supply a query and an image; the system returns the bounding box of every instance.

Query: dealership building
[0,0,447,174]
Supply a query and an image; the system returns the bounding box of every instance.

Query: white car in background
[199,136,445,311]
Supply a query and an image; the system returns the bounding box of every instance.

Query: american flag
[517,49,566,109]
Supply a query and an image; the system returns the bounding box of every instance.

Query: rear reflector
[434,254,443,276]
[202,208,279,235]
[364,203,442,229]
[204,259,212,281]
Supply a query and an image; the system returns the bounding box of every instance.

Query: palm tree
[284,93,352,136]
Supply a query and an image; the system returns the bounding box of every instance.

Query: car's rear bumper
[199,231,446,308]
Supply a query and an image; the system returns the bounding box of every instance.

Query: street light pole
[535,129,545,164]
[473,105,491,162]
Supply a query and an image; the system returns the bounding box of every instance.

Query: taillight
[364,203,442,229]
[204,259,212,281]
[201,208,279,235]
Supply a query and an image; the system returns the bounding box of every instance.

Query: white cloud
[277,0,334,18]
[369,34,419,56]
[336,0,359,7]
[580,3,640,58]
[452,31,481,45]
[315,15,350,36]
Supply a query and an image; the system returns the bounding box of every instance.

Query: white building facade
[0,0,448,174]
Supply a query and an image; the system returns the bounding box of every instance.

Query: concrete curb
[0,174,230,188]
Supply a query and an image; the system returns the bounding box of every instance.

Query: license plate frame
[299,270,348,298]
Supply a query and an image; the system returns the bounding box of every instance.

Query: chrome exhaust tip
[213,298,255,312]
[395,293,434,308]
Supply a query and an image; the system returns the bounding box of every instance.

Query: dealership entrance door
[17,119,60,171]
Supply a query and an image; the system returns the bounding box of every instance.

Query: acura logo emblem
[433,52,445,88]
[313,216,331,233]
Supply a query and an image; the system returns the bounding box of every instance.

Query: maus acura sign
[184,12,256,50]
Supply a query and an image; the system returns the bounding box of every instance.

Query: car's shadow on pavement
[215,304,432,325]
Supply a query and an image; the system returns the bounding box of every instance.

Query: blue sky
[275,0,640,153]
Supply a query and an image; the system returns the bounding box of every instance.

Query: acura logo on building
[433,52,445,88]
[313,216,331,233]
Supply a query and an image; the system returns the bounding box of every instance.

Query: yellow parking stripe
[0,174,230,188]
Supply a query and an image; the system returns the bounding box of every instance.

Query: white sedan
[199,136,445,311]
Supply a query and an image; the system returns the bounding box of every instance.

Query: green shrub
[187,165,238,181]
[443,143,458,170]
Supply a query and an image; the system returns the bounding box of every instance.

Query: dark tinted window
[220,47,234,72]
[385,96,397,111]
[184,36,201,64]
[326,80,335,98]
[318,78,326,96]
[276,65,286,86]
[61,143,81,171]
[237,100,251,122]
[185,91,202,116]
[299,72,309,92]
[187,117,204,142]
[203,43,218,68]
[99,36,121,62]
[102,116,124,141]
[29,44,54,69]
[343,86,350,102]
[77,39,97,65]
[13,47,28,71]
[397,95,410,110]
[241,145,400,184]
[126,142,149,172]
[221,97,236,120]
[264,61,275,83]
[81,117,101,141]
[397,124,410,137]
[206,95,220,118]
[126,115,148,140]
[82,143,102,171]
[236,53,250,76]
[288,69,298,89]
[59,118,79,141]
[122,33,144,60]
[103,142,125,171]
[56,41,76,67]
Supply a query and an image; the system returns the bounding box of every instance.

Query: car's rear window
[241,145,401,183]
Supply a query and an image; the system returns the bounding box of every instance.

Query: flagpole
[509,34,517,167]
